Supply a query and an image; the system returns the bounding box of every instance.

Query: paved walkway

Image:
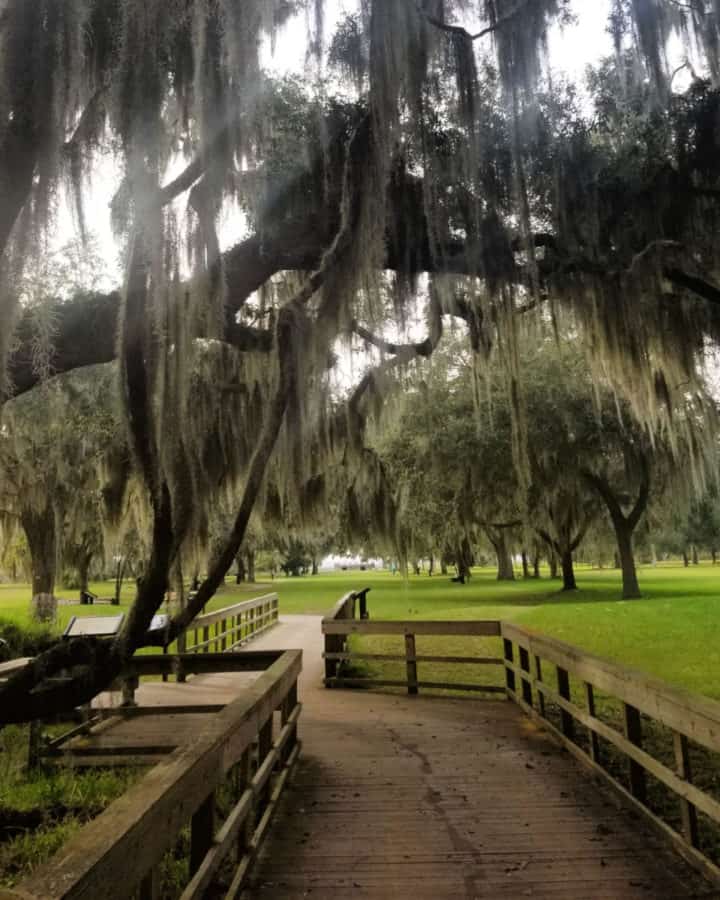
[239,615,709,900]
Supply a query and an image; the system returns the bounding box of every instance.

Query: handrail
[321,591,504,695]
[501,621,720,887]
[191,593,277,629]
[5,649,303,900]
[183,592,279,654]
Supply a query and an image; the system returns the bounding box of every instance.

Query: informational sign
[63,614,125,638]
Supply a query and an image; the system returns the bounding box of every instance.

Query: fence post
[585,683,600,763]
[281,681,299,761]
[535,656,545,717]
[624,703,646,802]
[556,667,574,740]
[673,732,699,847]
[519,646,532,707]
[237,747,253,861]
[503,638,515,694]
[258,716,273,811]
[405,633,418,695]
[138,867,160,900]
[190,791,215,876]
[324,624,337,686]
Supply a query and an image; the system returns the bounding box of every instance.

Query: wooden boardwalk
[239,616,711,900]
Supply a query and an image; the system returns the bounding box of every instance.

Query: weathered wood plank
[501,622,720,753]
[11,649,302,900]
[322,620,502,636]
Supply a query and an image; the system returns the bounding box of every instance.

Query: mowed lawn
[267,564,720,700]
[2,563,720,697]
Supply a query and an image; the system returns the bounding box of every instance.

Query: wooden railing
[501,621,720,887]
[5,649,302,900]
[322,593,505,694]
[183,592,279,654]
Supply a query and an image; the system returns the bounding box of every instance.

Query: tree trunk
[682,549,689,567]
[613,551,621,569]
[428,555,434,576]
[114,558,127,605]
[311,556,318,576]
[246,551,256,582]
[521,550,530,579]
[532,552,541,578]
[78,551,93,594]
[440,558,448,576]
[492,532,515,581]
[235,555,246,584]
[413,561,421,576]
[712,548,717,565]
[561,549,577,591]
[615,522,641,600]
[651,543,658,567]
[549,554,558,579]
[21,502,57,623]
[692,544,699,565]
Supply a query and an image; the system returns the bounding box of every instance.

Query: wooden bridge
[2,592,720,899]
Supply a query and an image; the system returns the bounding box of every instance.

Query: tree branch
[420,0,532,42]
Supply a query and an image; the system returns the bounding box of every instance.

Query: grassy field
[258,563,720,699]
[2,563,720,695]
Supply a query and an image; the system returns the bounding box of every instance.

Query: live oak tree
[3,1,720,721]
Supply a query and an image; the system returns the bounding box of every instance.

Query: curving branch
[419,0,532,42]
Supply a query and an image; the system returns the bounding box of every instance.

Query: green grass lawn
[3,563,720,696]
[264,563,720,700]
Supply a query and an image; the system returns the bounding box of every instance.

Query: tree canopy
[2,0,720,721]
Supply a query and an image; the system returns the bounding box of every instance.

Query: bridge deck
[241,616,708,900]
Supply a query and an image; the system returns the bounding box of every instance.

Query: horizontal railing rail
[322,593,504,695]
[183,592,279,654]
[4,648,302,900]
[501,621,720,887]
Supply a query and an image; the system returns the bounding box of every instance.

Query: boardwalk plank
[240,616,711,900]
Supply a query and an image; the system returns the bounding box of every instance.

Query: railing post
[258,716,273,811]
[190,791,215,876]
[138,866,160,900]
[623,703,646,802]
[556,667,575,740]
[585,682,600,763]
[281,681,299,761]
[519,646,532,707]
[503,638,516,694]
[237,747,253,860]
[673,731,699,847]
[203,625,210,653]
[221,617,227,652]
[324,626,336,686]
[405,633,418,695]
[535,656,545,717]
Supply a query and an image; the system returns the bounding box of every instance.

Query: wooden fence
[322,591,720,886]
[183,593,279,654]
[322,592,505,694]
[2,648,302,900]
[501,622,720,887]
